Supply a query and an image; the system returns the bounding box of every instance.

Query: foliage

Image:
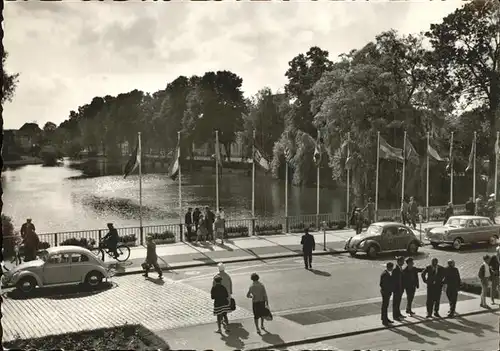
[150,231,176,241]
[60,237,95,248]
[224,225,249,237]
[119,234,137,243]
[254,223,283,235]
[2,51,20,104]
[2,214,19,258]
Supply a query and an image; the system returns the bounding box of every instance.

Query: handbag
[230,298,236,311]
[263,306,273,321]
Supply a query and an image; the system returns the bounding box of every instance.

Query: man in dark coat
[362,198,375,225]
[300,228,316,270]
[392,256,406,321]
[193,208,201,233]
[422,257,445,318]
[443,202,454,225]
[444,259,461,317]
[21,218,38,262]
[205,206,215,241]
[487,194,496,223]
[408,196,418,229]
[465,197,475,216]
[380,262,394,326]
[402,257,420,315]
[184,208,193,242]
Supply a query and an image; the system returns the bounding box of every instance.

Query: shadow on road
[145,276,165,286]
[309,269,331,277]
[260,329,285,346]
[4,281,115,300]
[389,327,434,345]
[221,322,249,349]
[355,251,428,262]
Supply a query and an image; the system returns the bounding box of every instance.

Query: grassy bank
[4,324,170,350]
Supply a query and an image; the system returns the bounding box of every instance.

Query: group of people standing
[400,196,419,229]
[465,194,497,222]
[380,257,462,326]
[210,263,271,335]
[15,218,40,263]
[349,198,375,234]
[184,206,226,244]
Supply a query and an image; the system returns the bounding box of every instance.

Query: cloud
[4,1,463,129]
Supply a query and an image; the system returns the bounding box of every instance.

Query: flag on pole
[284,146,292,163]
[345,155,354,170]
[445,158,453,173]
[313,136,322,166]
[379,137,403,162]
[123,139,141,178]
[253,145,271,172]
[427,144,445,162]
[465,139,475,172]
[405,138,420,165]
[495,137,500,155]
[169,141,181,181]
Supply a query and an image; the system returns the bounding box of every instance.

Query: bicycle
[89,239,131,262]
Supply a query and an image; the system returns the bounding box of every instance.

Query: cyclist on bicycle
[102,223,119,259]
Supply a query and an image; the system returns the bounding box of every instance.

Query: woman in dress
[195,214,207,244]
[211,275,230,333]
[246,273,269,334]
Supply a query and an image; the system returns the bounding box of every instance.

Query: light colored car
[1,245,113,294]
[345,222,422,258]
[426,215,500,250]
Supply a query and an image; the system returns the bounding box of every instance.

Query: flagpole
[402,131,407,204]
[495,131,499,200]
[285,152,289,218]
[375,132,380,221]
[215,130,220,211]
[252,129,256,218]
[473,131,477,201]
[178,131,182,229]
[346,132,350,224]
[450,132,454,204]
[316,130,321,229]
[426,132,430,220]
[138,132,143,234]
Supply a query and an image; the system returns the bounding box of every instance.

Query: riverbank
[3,156,43,167]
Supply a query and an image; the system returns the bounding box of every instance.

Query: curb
[113,250,348,276]
[245,307,497,351]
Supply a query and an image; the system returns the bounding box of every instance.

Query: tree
[2,51,20,104]
[43,122,57,133]
[425,0,500,192]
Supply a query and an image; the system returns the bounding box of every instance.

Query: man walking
[422,258,445,318]
[465,197,475,216]
[392,256,405,321]
[193,208,201,233]
[380,262,394,326]
[301,228,315,270]
[408,197,418,229]
[476,195,485,216]
[444,259,461,317]
[400,198,409,226]
[362,198,375,225]
[21,218,39,262]
[185,207,193,242]
[443,202,454,225]
[205,206,215,242]
[402,257,419,315]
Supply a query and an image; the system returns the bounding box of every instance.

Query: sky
[4,0,465,130]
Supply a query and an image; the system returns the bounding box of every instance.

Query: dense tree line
[42,0,499,207]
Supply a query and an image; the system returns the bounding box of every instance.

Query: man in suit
[443,202,454,225]
[193,208,201,233]
[402,257,420,315]
[184,208,193,242]
[380,262,395,326]
[444,259,461,317]
[408,196,418,229]
[362,198,375,225]
[465,197,475,215]
[392,256,406,321]
[301,228,316,270]
[205,206,215,241]
[422,257,445,318]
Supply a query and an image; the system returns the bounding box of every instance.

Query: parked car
[345,222,422,258]
[426,215,500,250]
[1,245,113,294]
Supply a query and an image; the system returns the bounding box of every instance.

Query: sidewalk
[159,293,492,351]
[109,222,438,275]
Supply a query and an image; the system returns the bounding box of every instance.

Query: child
[142,235,162,279]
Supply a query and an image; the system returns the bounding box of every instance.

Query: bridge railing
[7,202,497,250]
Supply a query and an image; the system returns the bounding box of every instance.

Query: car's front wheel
[366,245,379,259]
[349,251,357,257]
[85,271,104,288]
[16,276,37,294]
[431,242,439,249]
[407,242,419,255]
[452,238,464,250]
[489,235,499,246]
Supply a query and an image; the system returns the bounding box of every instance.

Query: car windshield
[359,225,383,237]
[446,218,467,227]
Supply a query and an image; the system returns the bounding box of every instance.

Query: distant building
[17,123,42,152]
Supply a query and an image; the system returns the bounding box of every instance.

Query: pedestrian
[479,255,491,308]
[421,257,445,318]
[465,197,475,216]
[443,259,460,317]
[362,197,375,225]
[443,202,454,225]
[380,262,394,326]
[219,207,226,236]
[487,194,496,223]
[20,218,38,262]
[214,213,225,245]
[349,207,363,234]
[193,207,201,233]
[211,275,231,334]
[408,197,418,229]
[205,206,215,242]
[402,257,419,316]
[300,228,315,270]
[246,273,269,334]
[141,235,162,279]
[400,198,409,226]
[184,207,193,242]
[489,252,499,304]
[392,256,405,321]
[213,263,232,331]
[195,214,207,244]
[476,195,484,216]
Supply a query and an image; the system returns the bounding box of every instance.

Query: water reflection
[2,162,345,233]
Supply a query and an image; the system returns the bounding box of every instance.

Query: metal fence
[8,202,497,249]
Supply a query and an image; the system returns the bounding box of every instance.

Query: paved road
[309,311,500,350]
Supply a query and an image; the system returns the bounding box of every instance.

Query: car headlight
[359,241,366,247]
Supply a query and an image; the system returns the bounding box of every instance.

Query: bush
[119,234,137,244]
[255,223,283,234]
[225,225,249,237]
[60,237,95,249]
[39,242,51,250]
[2,215,20,258]
[150,231,176,241]
[460,277,499,298]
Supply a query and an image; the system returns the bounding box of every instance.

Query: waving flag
[466,139,476,172]
[428,144,445,162]
[313,136,322,166]
[169,141,180,181]
[253,145,270,172]
[405,138,420,165]
[123,138,141,179]
[379,137,403,162]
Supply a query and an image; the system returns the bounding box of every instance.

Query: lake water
[2,160,346,234]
